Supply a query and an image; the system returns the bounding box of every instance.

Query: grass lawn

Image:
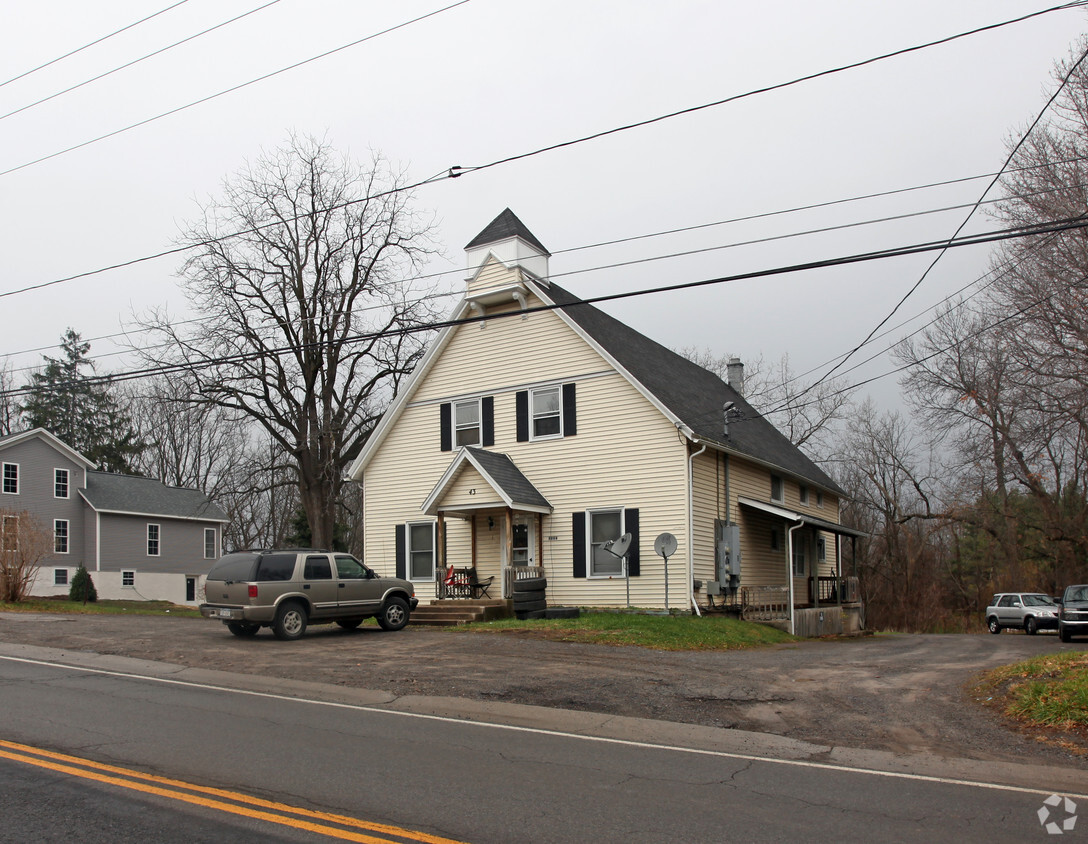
[0,597,202,617]
[450,611,796,650]
[973,652,1088,744]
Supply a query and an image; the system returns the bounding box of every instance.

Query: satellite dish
[603,532,632,558]
[654,532,678,558]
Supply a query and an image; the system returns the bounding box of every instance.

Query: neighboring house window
[816,490,824,508]
[770,474,783,503]
[54,520,69,554]
[1,515,17,551]
[407,521,435,581]
[440,397,494,451]
[516,384,577,442]
[817,537,826,563]
[54,568,68,586]
[455,399,482,447]
[2,463,18,494]
[799,484,809,505]
[122,570,135,587]
[54,468,69,499]
[204,528,216,559]
[770,527,779,551]
[147,524,160,556]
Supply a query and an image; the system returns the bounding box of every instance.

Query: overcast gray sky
[1,0,1084,412]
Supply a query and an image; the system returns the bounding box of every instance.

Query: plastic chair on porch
[467,567,493,599]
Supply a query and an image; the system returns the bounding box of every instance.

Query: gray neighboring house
[0,428,228,604]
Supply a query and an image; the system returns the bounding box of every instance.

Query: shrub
[69,565,98,603]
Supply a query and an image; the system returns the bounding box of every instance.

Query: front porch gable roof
[422,447,552,516]
[739,496,867,538]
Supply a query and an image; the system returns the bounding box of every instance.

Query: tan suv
[200,549,418,640]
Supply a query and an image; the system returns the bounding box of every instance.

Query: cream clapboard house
[349,210,862,626]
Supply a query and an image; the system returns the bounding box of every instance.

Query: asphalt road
[1,647,1085,843]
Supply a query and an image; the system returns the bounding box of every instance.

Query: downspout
[687,440,707,616]
[787,520,804,635]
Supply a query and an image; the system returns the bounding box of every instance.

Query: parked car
[984,593,1060,635]
[200,549,418,640]
[1059,584,1088,643]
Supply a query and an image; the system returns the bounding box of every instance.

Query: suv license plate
[218,609,233,619]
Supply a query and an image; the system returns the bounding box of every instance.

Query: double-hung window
[531,386,562,439]
[454,399,482,447]
[407,521,435,581]
[2,463,17,495]
[589,509,624,577]
[54,520,69,554]
[792,541,806,576]
[54,569,68,586]
[770,474,783,503]
[799,484,809,505]
[204,528,216,559]
[817,536,827,563]
[147,524,160,556]
[55,469,69,499]
[122,571,135,587]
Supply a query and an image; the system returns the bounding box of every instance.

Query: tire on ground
[513,598,546,613]
[226,621,260,637]
[515,608,548,620]
[377,596,410,631]
[272,602,308,641]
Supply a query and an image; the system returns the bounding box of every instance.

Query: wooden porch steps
[410,599,513,627]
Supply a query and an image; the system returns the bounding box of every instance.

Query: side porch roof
[739,496,867,538]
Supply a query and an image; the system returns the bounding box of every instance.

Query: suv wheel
[1024,617,1038,636]
[273,602,308,641]
[377,597,409,631]
[226,622,260,637]
[987,617,1001,634]
[1060,625,1072,643]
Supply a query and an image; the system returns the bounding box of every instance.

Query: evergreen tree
[21,329,142,472]
[68,564,98,603]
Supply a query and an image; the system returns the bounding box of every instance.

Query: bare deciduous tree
[0,359,16,437]
[0,509,51,602]
[137,135,441,548]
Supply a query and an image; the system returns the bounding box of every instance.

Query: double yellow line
[0,739,465,844]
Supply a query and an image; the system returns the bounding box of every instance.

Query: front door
[502,515,536,598]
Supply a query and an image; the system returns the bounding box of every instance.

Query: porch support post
[505,508,513,572]
[836,534,842,606]
[437,513,446,573]
[536,513,543,567]
[813,534,819,610]
[471,514,477,566]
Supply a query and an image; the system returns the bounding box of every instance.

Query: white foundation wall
[31,568,205,605]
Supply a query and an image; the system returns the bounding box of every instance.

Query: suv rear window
[256,554,297,582]
[207,553,259,582]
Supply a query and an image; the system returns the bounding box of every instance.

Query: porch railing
[808,576,860,604]
[502,565,544,597]
[741,586,790,622]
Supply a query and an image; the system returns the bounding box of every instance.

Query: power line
[0,0,284,123]
[0,0,474,180]
[0,0,191,89]
[782,32,1088,414]
[2,214,1085,400]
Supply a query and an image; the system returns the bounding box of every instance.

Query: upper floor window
[204,528,216,559]
[55,468,69,499]
[147,524,160,556]
[516,383,577,442]
[455,399,482,447]
[798,484,809,505]
[770,474,783,503]
[816,490,824,507]
[2,463,18,495]
[531,387,562,439]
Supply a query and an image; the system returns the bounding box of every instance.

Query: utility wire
[0,0,473,179]
[0,0,191,89]
[2,215,1085,400]
[780,35,1088,415]
[0,0,284,123]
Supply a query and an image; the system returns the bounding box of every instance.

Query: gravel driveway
[2,611,1085,767]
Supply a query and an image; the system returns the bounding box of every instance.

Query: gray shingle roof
[81,471,229,522]
[465,447,552,510]
[541,281,844,495]
[465,208,551,256]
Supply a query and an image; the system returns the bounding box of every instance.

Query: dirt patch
[2,612,1086,767]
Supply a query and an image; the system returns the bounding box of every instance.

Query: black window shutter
[439,403,452,452]
[572,512,586,578]
[482,396,495,447]
[625,508,640,576]
[562,383,577,436]
[516,391,529,442]
[395,524,406,580]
